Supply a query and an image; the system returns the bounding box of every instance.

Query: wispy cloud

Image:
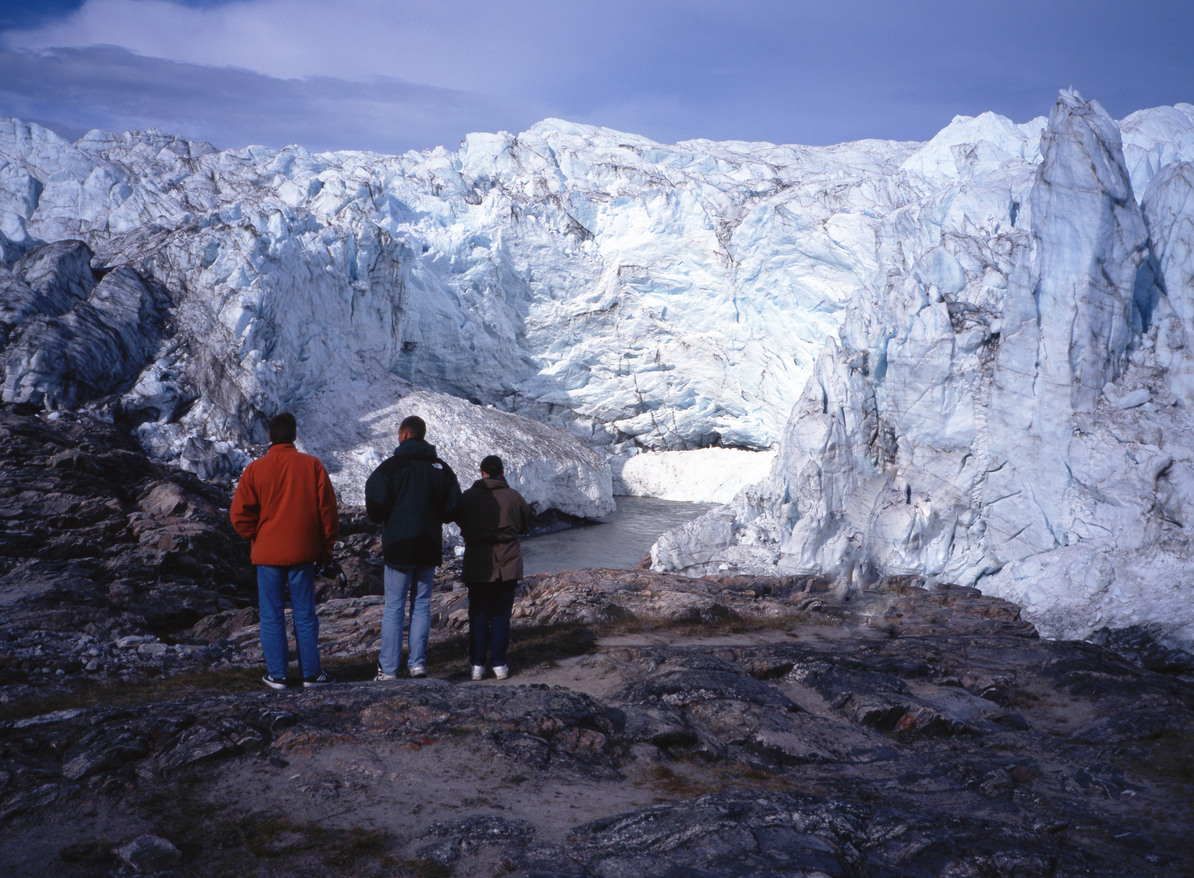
[2,0,607,90]
[0,45,552,153]
[1,0,1191,154]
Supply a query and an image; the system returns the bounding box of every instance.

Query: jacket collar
[394,437,437,460]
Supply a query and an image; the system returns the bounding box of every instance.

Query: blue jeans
[379,565,434,674]
[467,581,517,666]
[258,564,321,680]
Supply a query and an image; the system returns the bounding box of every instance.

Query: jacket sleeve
[440,462,463,522]
[364,462,393,523]
[229,465,260,541]
[316,463,340,552]
[515,494,533,535]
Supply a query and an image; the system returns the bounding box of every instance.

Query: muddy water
[521,495,714,576]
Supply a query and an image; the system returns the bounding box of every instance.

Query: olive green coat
[455,477,532,582]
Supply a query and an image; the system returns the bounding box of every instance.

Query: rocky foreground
[2,404,1194,877]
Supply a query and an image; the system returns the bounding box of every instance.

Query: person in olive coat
[454,455,532,680]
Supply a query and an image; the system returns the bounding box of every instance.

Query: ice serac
[1144,160,1194,365]
[980,90,1148,564]
[654,91,1194,650]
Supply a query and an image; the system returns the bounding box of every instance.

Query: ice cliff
[0,114,922,510]
[653,91,1194,649]
[3,90,1194,646]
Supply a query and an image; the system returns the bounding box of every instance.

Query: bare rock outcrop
[2,611,1191,877]
[0,403,255,698]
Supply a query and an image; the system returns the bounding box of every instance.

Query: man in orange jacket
[231,412,339,689]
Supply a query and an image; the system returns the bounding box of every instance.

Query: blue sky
[0,0,1191,155]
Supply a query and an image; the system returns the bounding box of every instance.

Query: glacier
[1,115,914,511]
[3,90,1194,647]
[652,91,1194,650]
[0,117,902,459]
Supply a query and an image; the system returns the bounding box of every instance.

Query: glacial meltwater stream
[520,496,714,576]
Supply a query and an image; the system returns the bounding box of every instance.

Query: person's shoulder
[245,449,277,471]
[372,452,408,472]
[282,446,323,466]
[303,451,330,471]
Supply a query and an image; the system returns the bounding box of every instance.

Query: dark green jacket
[364,438,461,567]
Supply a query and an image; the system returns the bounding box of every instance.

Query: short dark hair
[480,455,504,477]
[399,415,426,440]
[269,412,297,444]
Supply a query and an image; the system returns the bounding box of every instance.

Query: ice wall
[652,92,1194,649]
[1,118,912,463]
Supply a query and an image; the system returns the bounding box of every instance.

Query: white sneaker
[408,664,426,678]
[374,670,398,682]
[471,665,485,681]
[493,665,509,681]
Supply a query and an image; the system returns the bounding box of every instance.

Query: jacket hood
[470,477,508,491]
[393,437,438,460]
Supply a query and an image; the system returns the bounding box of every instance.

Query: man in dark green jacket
[364,415,460,679]
[454,454,532,680]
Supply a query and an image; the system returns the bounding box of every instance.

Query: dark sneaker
[303,672,335,688]
[263,674,287,690]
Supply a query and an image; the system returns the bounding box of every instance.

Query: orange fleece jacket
[230,443,339,566]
